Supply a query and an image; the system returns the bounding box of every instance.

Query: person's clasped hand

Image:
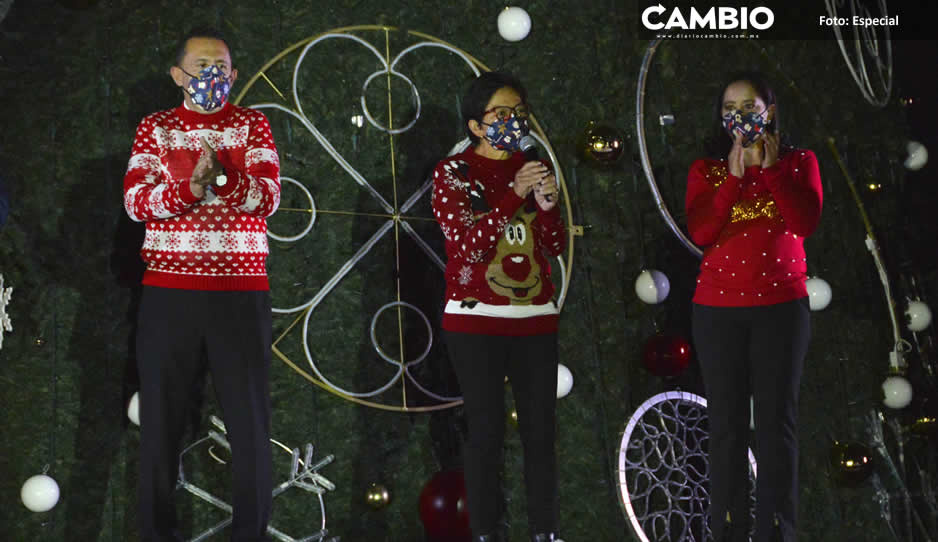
[189,137,224,198]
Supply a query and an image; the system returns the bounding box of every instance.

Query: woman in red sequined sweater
[431,72,566,542]
[685,72,822,542]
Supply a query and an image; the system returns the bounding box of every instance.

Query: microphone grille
[519,135,537,151]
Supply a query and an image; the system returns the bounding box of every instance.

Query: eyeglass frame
[480,104,532,122]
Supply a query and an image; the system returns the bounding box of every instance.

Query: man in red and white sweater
[123,27,280,542]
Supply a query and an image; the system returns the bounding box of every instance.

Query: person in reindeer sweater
[685,71,822,542]
[123,27,280,542]
[432,71,566,542]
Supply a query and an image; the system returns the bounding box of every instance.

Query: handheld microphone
[520,135,538,162]
[519,135,552,202]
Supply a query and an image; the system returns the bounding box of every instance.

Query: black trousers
[136,286,273,542]
[693,298,810,542]
[446,331,559,537]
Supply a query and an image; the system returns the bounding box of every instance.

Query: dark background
[1,0,936,540]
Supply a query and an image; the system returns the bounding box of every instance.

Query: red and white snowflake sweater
[123,101,281,291]
[685,148,823,307]
[431,149,567,336]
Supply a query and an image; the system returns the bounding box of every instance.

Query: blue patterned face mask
[483,116,530,152]
[722,108,770,147]
[181,65,231,111]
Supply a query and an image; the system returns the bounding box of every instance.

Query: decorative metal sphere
[641,334,692,378]
[829,441,874,486]
[578,122,625,165]
[906,300,932,332]
[365,483,391,509]
[882,375,913,409]
[805,276,832,311]
[497,7,532,42]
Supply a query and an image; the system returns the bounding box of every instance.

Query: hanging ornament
[419,470,471,541]
[910,395,938,435]
[911,414,938,435]
[903,141,928,171]
[127,391,140,426]
[578,122,625,165]
[641,334,692,378]
[905,300,932,332]
[21,473,60,512]
[365,483,391,509]
[805,276,832,311]
[556,364,573,398]
[508,408,519,428]
[497,7,532,42]
[882,374,913,409]
[829,441,874,486]
[634,269,670,304]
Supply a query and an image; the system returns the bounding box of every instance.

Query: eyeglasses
[482,104,531,121]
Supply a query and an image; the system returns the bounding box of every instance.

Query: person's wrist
[189,180,205,198]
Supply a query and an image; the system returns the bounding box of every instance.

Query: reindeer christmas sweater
[431,149,567,336]
[123,101,281,291]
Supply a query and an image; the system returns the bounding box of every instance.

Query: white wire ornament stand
[178,416,338,542]
[233,26,577,412]
[618,391,757,542]
[824,0,893,108]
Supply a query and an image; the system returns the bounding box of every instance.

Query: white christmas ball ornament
[906,300,933,332]
[497,7,532,42]
[904,141,928,171]
[127,391,140,426]
[21,474,60,512]
[556,364,573,398]
[805,276,832,311]
[882,375,913,409]
[635,269,670,304]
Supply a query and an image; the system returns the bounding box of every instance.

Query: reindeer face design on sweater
[485,206,542,304]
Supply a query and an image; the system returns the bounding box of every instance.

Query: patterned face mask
[722,108,771,147]
[483,116,530,152]
[181,65,231,111]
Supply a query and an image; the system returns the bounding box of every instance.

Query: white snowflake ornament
[0,274,12,350]
[458,266,473,286]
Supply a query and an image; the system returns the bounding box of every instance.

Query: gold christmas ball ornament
[34,337,45,347]
[911,415,938,435]
[508,408,519,428]
[578,122,625,165]
[365,483,390,509]
[910,394,938,435]
[829,441,874,486]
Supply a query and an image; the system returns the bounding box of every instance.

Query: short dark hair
[705,70,791,158]
[174,26,232,67]
[460,71,527,145]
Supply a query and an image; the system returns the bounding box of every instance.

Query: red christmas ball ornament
[642,334,692,377]
[418,469,471,541]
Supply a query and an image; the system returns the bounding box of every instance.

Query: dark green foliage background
[1,0,935,540]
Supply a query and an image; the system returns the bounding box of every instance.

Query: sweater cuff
[178,178,201,204]
[212,166,240,197]
[534,202,562,226]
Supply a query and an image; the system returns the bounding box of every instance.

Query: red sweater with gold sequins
[685,149,822,307]
[123,102,281,291]
[431,149,566,335]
